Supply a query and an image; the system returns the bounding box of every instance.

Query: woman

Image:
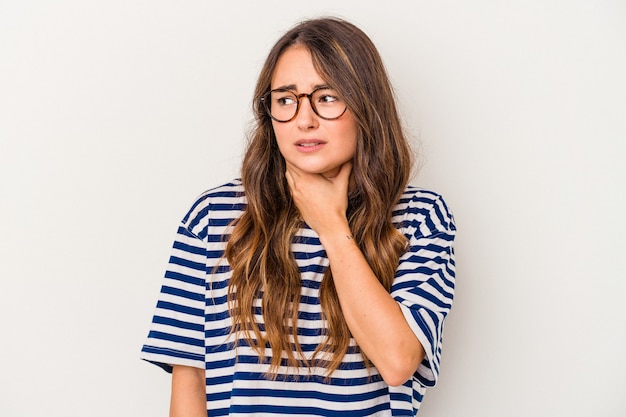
[141,17,456,416]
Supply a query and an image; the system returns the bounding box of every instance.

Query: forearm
[170,365,206,417]
[319,228,425,386]
[284,164,424,385]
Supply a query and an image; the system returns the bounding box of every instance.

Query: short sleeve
[140,223,207,373]
[391,191,456,387]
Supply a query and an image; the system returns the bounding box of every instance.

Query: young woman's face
[270,45,358,178]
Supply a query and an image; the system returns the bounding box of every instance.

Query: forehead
[271,45,326,90]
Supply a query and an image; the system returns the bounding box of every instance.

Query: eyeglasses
[261,87,347,123]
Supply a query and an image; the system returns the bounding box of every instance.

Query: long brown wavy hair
[224,17,413,377]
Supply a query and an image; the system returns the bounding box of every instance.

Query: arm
[319,225,425,386]
[170,365,206,417]
[286,163,424,386]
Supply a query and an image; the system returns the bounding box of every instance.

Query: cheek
[340,121,359,154]
[271,122,288,150]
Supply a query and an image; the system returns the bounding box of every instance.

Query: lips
[295,139,326,146]
[294,139,326,153]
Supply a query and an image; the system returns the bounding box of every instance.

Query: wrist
[318,227,356,250]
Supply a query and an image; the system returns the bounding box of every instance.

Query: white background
[1,1,625,416]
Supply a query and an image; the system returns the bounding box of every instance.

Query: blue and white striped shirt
[141,180,456,416]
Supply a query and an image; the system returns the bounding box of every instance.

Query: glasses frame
[261,87,348,123]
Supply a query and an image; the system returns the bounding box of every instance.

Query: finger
[339,161,353,178]
[334,161,353,185]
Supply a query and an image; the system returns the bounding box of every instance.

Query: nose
[295,96,318,130]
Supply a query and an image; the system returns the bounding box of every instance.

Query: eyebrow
[272,83,332,92]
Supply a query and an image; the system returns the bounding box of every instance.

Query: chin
[304,165,341,177]
[290,162,339,176]
[320,167,341,178]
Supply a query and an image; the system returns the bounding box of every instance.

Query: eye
[276,96,296,106]
[271,90,297,107]
[314,89,342,105]
[318,94,338,103]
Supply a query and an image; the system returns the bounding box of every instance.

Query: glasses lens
[267,88,347,122]
[268,90,298,122]
[311,89,346,119]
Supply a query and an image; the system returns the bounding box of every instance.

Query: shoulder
[393,186,456,238]
[180,179,247,239]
